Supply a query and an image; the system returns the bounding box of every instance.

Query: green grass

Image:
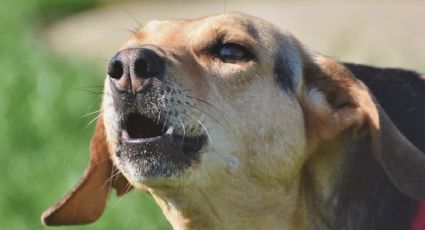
[0,0,170,229]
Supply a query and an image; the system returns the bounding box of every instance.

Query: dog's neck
[142,133,416,230]
[144,137,359,230]
[148,175,305,229]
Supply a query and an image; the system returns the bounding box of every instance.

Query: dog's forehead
[131,13,276,47]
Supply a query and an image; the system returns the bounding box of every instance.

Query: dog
[42,12,425,229]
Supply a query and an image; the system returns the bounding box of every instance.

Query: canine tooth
[166,126,174,135]
[121,130,130,140]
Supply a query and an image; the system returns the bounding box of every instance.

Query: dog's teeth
[166,126,174,135]
[121,130,130,140]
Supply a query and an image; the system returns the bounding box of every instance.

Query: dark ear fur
[371,103,425,199]
[303,56,425,200]
[41,115,132,225]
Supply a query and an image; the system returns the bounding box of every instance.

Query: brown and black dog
[42,13,425,229]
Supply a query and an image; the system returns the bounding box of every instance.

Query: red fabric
[412,202,425,230]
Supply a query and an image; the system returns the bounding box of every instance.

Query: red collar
[412,201,425,230]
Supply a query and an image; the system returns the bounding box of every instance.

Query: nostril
[134,58,149,79]
[108,60,124,80]
[133,49,164,80]
[108,48,164,93]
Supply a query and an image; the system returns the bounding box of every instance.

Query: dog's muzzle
[107,47,207,181]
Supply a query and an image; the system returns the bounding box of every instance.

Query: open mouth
[120,113,206,154]
[116,112,206,180]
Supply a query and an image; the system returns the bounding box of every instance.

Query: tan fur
[105,13,308,229]
[42,12,425,229]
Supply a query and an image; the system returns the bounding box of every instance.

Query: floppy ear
[41,114,132,225]
[372,105,425,200]
[302,55,425,200]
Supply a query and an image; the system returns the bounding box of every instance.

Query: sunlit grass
[0,0,170,229]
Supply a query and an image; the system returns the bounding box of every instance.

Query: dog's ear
[41,115,132,225]
[302,55,425,200]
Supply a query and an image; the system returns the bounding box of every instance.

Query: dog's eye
[215,43,254,63]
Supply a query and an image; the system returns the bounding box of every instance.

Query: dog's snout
[108,47,165,93]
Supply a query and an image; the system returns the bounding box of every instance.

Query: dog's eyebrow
[244,22,260,40]
[274,53,295,93]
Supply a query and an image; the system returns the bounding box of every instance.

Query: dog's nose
[108,47,165,93]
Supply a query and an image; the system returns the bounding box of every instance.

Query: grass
[0,0,170,229]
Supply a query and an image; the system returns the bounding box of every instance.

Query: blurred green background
[0,0,423,229]
[0,0,170,229]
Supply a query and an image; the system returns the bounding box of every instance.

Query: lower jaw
[119,162,192,190]
[115,134,205,184]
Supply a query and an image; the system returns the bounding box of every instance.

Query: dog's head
[42,12,425,226]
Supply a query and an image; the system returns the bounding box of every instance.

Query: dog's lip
[120,129,207,154]
[120,129,164,143]
[119,112,207,153]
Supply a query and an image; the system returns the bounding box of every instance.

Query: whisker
[162,115,169,131]
[92,157,112,167]
[162,100,172,132]
[184,113,212,144]
[122,182,133,196]
[77,85,104,89]
[182,89,236,137]
[108,26,138,35]
[182,112,227,163]
[75,89,104,95]
[170,84,242,146]
[100,162,119,194]
[85,114,100,128]
[184,94,238,138]
[184,103,225,130]
[115,4,143,29]
[177,116,186,142]
[185,95,216,109]
[150,101,162,125]
[104,167,120,187]
[110,181,133,209]
[82,109,101,118]
[183,103,241,143]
